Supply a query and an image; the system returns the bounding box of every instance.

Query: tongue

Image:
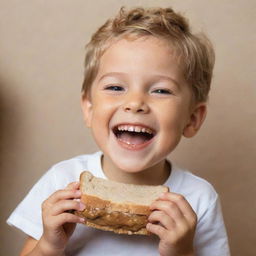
[118,131,149,145]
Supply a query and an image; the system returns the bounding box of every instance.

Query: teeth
[128,126,134,132]
[135,126,140,132]
[117,125,153,134]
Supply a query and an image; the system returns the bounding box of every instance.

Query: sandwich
[75,171,169,235]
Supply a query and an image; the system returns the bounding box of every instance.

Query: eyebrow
[150,74,181,88]
[98,72,181,88]
[98,72,126,82]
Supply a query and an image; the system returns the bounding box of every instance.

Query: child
[7,7,230,256]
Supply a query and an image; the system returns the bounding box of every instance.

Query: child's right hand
[39,182,85,255]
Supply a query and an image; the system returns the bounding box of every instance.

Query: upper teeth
[117,125,154,134]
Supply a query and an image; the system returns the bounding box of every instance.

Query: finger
[43,189,81,207]
[150,200,185,223]
[51,200,85,216]
[148,210,175,230]
[149,201,195,241]
[159,193,197,226]
[48,213,85,228]
[159,192,194,215]
[146,222,167,239]
[65,182,80,191]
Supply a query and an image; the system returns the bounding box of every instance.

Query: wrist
[32,237,65,256]
[181,251,194,256]
[173,249,194,256]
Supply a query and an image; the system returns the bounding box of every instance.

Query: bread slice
[75,171,169,235]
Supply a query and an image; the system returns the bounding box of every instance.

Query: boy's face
[82,36,206,174]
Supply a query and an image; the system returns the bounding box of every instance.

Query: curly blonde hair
[82,7,215,103]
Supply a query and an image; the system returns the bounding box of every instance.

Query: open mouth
[112,124,156,149]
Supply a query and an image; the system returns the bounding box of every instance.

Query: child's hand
[147,192,197,256]
[39,182,85,255]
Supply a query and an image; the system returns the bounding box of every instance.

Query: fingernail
[79,203,85,211]
[75,190,82,196]
[73,181,79,187]
[79,217,85,223]
[159,193,166,198]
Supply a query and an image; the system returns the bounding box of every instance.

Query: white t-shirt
[7,152,230,255]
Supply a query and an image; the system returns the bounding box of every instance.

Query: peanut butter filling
[82,207,148,232]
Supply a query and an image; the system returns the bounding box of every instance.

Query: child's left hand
[147,192,197,256]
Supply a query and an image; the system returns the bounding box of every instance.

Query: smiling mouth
[112,124,156,149]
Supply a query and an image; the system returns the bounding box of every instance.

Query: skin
[20,36,206,256]
[20,182,84,256]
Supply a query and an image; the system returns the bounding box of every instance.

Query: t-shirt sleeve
[194,196,230,256]
[7,168,59,240]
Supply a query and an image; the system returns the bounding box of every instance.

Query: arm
[20,236,64,256]
[20,237,37,256]
[193,197,230,255]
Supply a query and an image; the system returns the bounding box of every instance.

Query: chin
[113,158,151,174]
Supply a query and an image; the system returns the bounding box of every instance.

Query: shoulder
[182,170,217,200]
[50,151,101,171]
[45,151,102,188]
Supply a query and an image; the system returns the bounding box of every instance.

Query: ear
[81,93,93,128]
[183,103,207,138]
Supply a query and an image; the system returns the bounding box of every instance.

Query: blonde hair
[82,7,215,102]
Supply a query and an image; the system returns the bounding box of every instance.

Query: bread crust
[84,221,149,235]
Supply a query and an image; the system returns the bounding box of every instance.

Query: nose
[123,93,149,114]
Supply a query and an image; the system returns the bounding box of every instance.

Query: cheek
[90,103,114,133]
[159,109,183,128]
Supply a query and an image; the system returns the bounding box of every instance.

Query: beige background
[1,0,255,255]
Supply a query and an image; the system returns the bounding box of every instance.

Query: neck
[101,155,171,185]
